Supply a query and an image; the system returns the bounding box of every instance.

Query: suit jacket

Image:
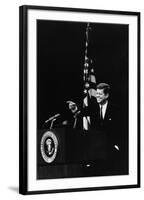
[83,97,122,146]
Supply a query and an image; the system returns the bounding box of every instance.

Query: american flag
[83,23,97,131]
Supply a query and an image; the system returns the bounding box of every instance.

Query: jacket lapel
[104,102,111,121]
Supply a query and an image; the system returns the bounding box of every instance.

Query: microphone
[45,113,61,123]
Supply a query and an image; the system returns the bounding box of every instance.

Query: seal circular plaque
[40,130,58,163]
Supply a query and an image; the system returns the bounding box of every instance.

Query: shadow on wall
[8,186,19,193]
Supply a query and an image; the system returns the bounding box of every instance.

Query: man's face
[96,89,109,105]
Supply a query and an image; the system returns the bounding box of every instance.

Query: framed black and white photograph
[19,5,140,195]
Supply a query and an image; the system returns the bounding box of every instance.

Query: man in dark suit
[81,83,125,175]
[66,83,125,175]
[85,83,121,146]
[66,83,121,148]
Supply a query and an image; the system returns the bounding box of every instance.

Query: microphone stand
[49,118,56,130]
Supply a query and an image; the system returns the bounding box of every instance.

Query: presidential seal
[40,130,58,163]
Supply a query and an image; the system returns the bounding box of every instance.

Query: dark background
[37,20,128,130]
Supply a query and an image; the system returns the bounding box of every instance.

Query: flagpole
[83,23,91,131]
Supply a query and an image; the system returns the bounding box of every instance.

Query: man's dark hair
[96,83,110,95]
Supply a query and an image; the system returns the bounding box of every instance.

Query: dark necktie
[100,105,103,120]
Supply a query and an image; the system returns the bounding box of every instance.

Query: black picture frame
[19,5,140,195]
